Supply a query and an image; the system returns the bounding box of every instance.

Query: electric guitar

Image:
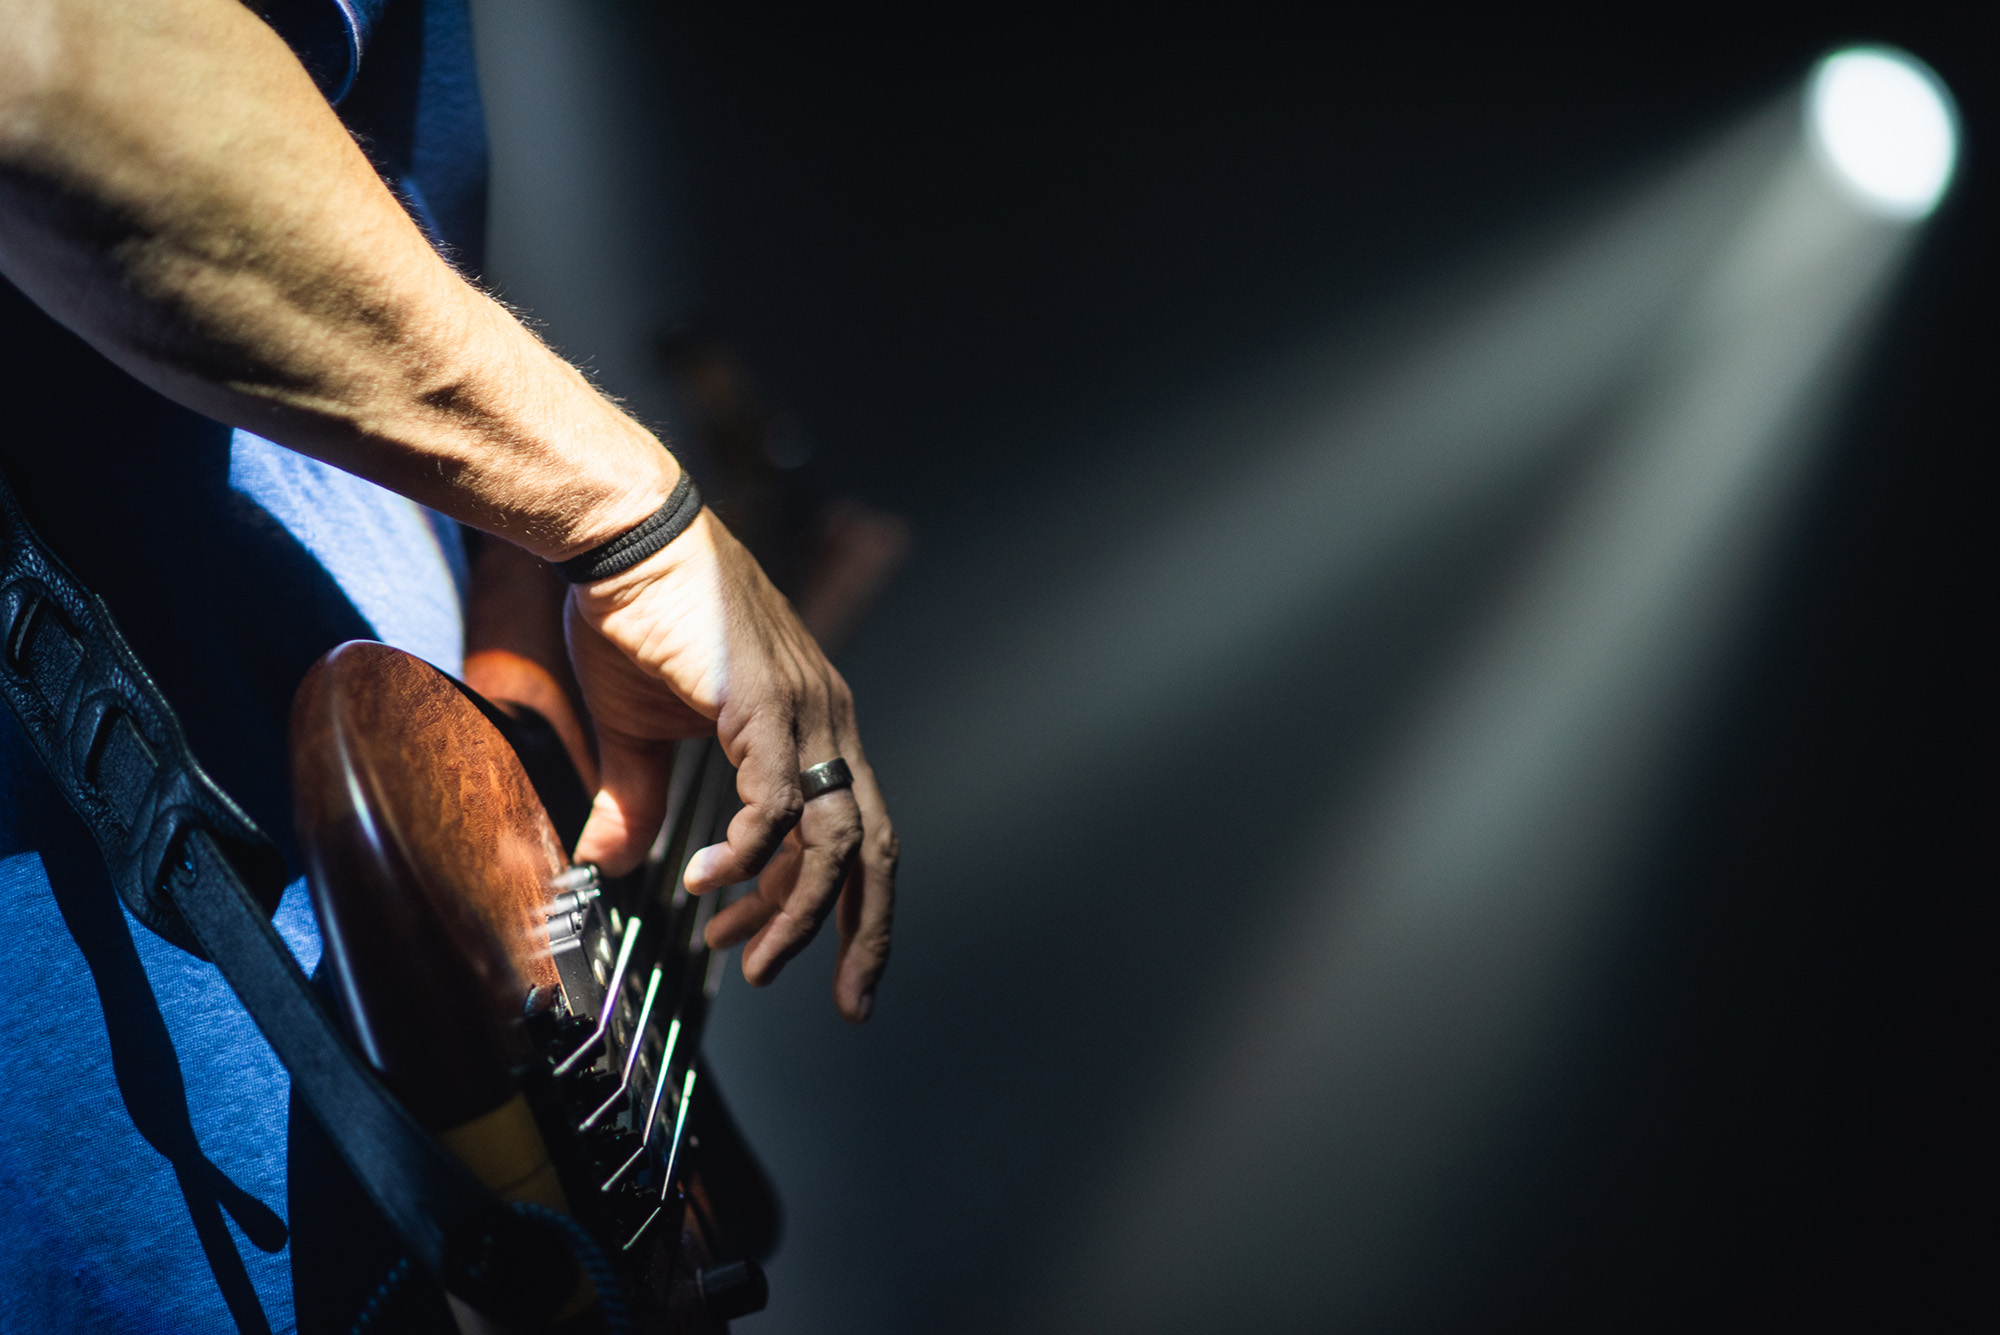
[287,333,906,1332]
[290,639,777,1332]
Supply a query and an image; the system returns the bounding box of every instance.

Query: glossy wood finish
[293,639,763,1330]
[290,640,568,1127]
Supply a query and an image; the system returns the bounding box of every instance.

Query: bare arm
[0,0,667,554]
[0,0,893,1019]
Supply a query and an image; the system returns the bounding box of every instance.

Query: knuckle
[764,789,806,830]
[832,827,864,871]
[792,902,832,941]
[746,691,798,735]
[866,822,900,869]
[808,799,864,851]
[856,921,892,966]
[819,815,864,865]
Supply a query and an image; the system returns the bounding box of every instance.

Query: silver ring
[799,758,854,801]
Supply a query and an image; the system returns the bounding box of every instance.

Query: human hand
[567,509,895,1021]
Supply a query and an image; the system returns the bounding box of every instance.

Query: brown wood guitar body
[290,640,732,1333]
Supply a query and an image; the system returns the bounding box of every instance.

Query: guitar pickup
[545,865,602,956]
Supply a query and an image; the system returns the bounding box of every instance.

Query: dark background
[475,5,1993,1330]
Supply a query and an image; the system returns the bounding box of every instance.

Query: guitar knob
[697,1259,769,1320]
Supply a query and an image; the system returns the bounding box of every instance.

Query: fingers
[738,780,863,984]
[700,783,860,974]
[682,706,807,892]
[569,514,895,1018]
[701,742,894,1022]
[832,749,895,1022]
[697,765,861,976]
[690,663,873,998]
[573,724,674,876]
[705,833,798,951]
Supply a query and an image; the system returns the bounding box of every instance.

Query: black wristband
[557,471,703,584]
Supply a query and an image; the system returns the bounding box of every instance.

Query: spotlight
[1807,47,1958,220]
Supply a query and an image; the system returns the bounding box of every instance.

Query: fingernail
[855,990,874,1022]
[683,846,719,887]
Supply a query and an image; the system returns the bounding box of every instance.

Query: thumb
[573,725,674,875]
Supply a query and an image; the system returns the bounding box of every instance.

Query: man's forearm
[0,0,673,558]
[1,2,899,1006]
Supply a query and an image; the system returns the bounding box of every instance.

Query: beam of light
[1032,102,1929,1335]
[703,69,1954,1335]
[707,106,1836,1334]
[1808,46,1959,220]
[854,110,1798,943]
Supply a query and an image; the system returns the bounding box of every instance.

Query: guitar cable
[347,1255,413,1335]
[345,1204,632,1335]
[513,1201,635,1335]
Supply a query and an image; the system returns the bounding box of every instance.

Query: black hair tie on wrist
[557,471,703,584]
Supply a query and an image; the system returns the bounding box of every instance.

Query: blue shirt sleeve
[247,1,390,104]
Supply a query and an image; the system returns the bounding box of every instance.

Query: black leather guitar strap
[0,471,507,1294]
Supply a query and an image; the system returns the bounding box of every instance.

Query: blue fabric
[252,0,376,103]
[0,844,321,1332]
[0,2,487,1329]
[335,0,489,272]
[228,430,467,679]
[256,0,486,268]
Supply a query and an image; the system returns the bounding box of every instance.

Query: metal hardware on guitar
[536,735,746,1263]
[545,866,602,958]
[292,642,776,1332]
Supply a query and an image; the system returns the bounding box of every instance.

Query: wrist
[570,507,717,606]
[545,443,683,563]
[556,471,705,585]
[454,295,685,562]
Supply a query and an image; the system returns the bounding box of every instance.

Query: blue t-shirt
[0,3,487,1329]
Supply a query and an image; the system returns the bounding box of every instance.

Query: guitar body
[290,640,773,1333]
